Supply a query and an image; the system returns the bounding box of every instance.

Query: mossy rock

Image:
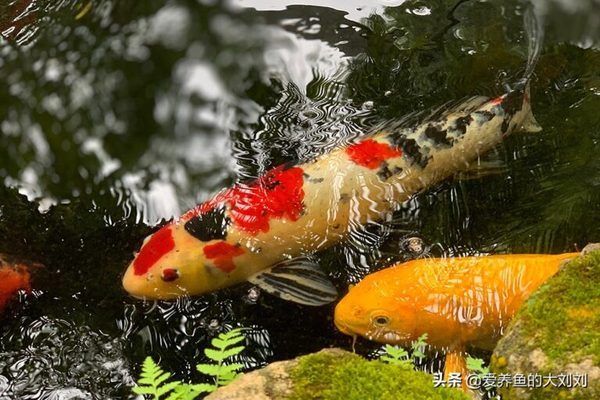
[491,247,600,399]
[207,348,469,400]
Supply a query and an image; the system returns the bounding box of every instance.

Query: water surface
[0,0,599,398]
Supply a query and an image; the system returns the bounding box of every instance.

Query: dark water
[0,0,599,398]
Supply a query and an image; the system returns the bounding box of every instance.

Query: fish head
[334,270,417,345]
[122,222,222,300]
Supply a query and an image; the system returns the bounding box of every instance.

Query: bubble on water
[410,6,431,16]
[245,287,261,304]
[402,237,425,256]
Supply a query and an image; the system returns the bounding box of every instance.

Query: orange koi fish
[122,82,541,305]
[334,251,581,378]
[0,255,32,314]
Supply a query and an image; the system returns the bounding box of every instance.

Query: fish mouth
[334,320,354,336]
[122,265,189,300]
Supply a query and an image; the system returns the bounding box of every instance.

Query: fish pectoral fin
[519,110,542,133]
[444,349,469,391]
[248,257,338,306]
[456,152,508,180]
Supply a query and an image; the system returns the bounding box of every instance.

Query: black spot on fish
[339,193,351,202]
[454,115,473,135]
[377,162,393,180]
[388,133,429,168]
[424,124,452,147]
[185,205,230,242]
[377,162,403,181]
[501,90,524,116]
[473,110,495,122]
[303,173,324,184]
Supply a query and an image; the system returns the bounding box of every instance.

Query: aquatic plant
[132,357,210,400]
[379,333,495,394]
[466,356,490,376]
[196,328,246,390]
[379,333,429,369]
[132,328,246,399]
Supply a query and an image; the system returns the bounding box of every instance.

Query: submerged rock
[207,348,468,400]
[491,246,600,399]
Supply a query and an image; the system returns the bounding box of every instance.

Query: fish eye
[372,315,390,326]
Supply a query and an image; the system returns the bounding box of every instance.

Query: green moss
[288,351,469,400]
[491,249,600,399]
[511,250,600,364]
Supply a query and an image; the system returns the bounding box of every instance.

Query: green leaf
[411,333,428,360]
[132,386,155,395]
[196,363,221,376]
[218,363,243,374]
[211,335,245,349]
[220,346,245,359]
[157,381,182,397]
[219,328,244,340]
[204,348,225,362]
[383,345,408,359]
[466,356,489,375]
[132,328,248,399]
[165,384,214,400]
[133,357,183,399]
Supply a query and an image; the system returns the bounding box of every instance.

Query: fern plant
[132,357,212,400]
[196,328,245,390]
[379,333,429,369]
[133,328,246,399]
[466,356,490,376]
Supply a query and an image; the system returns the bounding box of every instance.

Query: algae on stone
[491,249,600,400]
[207,348,468,400]
[288,349,468,400]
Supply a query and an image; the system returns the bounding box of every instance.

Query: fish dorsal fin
[248,257,338,306]
[372,96,491,136]
[430,95,490,119]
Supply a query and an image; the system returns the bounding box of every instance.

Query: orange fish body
[0,258,32,314]
[334,252,579,379]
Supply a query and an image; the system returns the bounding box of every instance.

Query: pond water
[0,0,599,398]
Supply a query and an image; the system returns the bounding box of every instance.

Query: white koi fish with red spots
[122,83,541,305]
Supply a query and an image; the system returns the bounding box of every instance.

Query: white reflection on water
[233,0,407,23]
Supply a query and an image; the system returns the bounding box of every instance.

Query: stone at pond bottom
[491,247,600,399]
[207,348,469,400]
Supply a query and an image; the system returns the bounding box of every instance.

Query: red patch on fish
[346,139,402,169]
[133,227,175,275]
[0,265,31,313]
[203,242,245,273]
[184,166,305,235]
[161,268,179,282]
[490,96,504,106]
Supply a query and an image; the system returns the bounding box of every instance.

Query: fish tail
[514,4,544,91]
[519,83,542,133]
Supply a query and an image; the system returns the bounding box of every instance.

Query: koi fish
[122,82,541,305]
[333,251,582,379]
[0,255,33,314]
